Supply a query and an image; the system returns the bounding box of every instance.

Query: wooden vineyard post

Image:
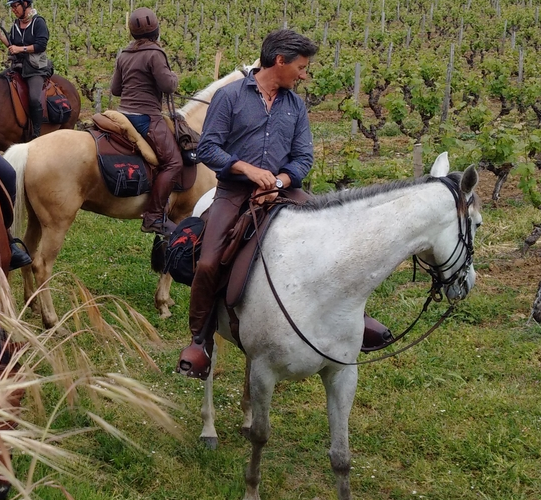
[441,43,454,124]
[413,143,423,177]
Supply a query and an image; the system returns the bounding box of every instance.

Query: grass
[3,111,541,499]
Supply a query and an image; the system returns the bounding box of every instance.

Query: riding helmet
[6,0,31,6]
[128,7,159,40]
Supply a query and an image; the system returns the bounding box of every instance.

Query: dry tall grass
[0,272,181,499]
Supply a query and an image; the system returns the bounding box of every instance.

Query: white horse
[190,153,481,500]
[4,64,258,328]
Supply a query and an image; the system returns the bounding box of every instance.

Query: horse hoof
[200,436,218,450]
[158,308,172,319]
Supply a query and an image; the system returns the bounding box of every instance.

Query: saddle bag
[46,93,72,124]
[164,217,205,285]
[174,114,200,166]
[98,153,150,197]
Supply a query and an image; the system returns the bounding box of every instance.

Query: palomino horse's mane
[295,172,465,212]
[179,61,260,119]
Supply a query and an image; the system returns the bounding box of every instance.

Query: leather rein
[250,176,475,366]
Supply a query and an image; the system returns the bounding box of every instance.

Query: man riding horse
[176,30,393,380]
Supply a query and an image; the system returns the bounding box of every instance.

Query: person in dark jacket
[0,0,51,139]
[110,7,184,235]
[0,155,31,271]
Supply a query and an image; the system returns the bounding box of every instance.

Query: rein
[172,92,211,106]
[249,177,472,366]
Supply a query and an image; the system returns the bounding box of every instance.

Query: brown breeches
[189,181,253,337]
[144,115,184,220]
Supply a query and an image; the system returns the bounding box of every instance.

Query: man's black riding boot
[8,235,32,271]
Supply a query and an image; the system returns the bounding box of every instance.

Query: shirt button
[266,132,269,136]
[264,151,267,154]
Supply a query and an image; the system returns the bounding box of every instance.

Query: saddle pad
[5,71,27,128]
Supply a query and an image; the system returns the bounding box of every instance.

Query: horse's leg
[199,345,218,449]
[320,365,357,500]
[21,205,41,315]
[32,223,73,328]
[243,362,276,500]
[154,272,174,319]
[240,356,252,439]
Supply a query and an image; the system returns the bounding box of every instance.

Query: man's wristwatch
[275,178,284,189]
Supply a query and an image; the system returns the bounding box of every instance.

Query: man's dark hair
[260,30,318,68]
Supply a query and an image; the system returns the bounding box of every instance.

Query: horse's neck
[269,184,453,296]
[180,69,246,133]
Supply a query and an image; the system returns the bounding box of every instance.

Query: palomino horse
[5,66,255,328]
[0,73,81,151]
[192,153,481,500]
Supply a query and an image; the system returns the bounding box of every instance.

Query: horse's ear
[461,164,479,195]
[429,152,450,177]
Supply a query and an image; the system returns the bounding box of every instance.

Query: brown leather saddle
[223,190,312,309]
[4,70,65,129]
[88,111,197,196]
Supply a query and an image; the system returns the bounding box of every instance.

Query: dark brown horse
[0,181,20,500]
[0,73,81,151]
[0,181,12,276]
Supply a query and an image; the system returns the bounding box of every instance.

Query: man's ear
[276,54,285,66]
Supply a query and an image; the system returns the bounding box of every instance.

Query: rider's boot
[176,304,217,381]
[141,170,177,236]
[8,232,32,271]
[29,104,43,139]
[362,313,394,352]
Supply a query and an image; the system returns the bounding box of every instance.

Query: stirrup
[9,238,32,271]
[176,341,212,380]
[141,216,176,236]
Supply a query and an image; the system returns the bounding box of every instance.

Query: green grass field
[6,109,541,500]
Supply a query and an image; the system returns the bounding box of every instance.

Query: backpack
[164,217,205,285]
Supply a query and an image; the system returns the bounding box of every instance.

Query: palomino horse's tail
[3,143,30,238]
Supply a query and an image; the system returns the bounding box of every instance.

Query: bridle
[252,173,477,366]
[413,175,476,304]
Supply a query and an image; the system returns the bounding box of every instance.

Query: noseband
[413,175,475,303]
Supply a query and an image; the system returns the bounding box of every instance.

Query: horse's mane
[294,172,463,211]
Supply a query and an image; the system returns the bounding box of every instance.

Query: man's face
[276,55,310,89]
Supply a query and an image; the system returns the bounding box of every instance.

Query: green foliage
[475,125,522,166]
[515,162,541,208]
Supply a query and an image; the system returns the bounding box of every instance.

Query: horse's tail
[3,143,29,238]
[150,234,167,274]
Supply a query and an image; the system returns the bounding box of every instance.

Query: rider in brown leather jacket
[110,7,183,235]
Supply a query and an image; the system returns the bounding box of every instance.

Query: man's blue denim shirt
[196,69,313,188]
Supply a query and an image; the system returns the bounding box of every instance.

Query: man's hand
[232,160,276,190]
[252,186,278,205]
[8,45,22,55]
